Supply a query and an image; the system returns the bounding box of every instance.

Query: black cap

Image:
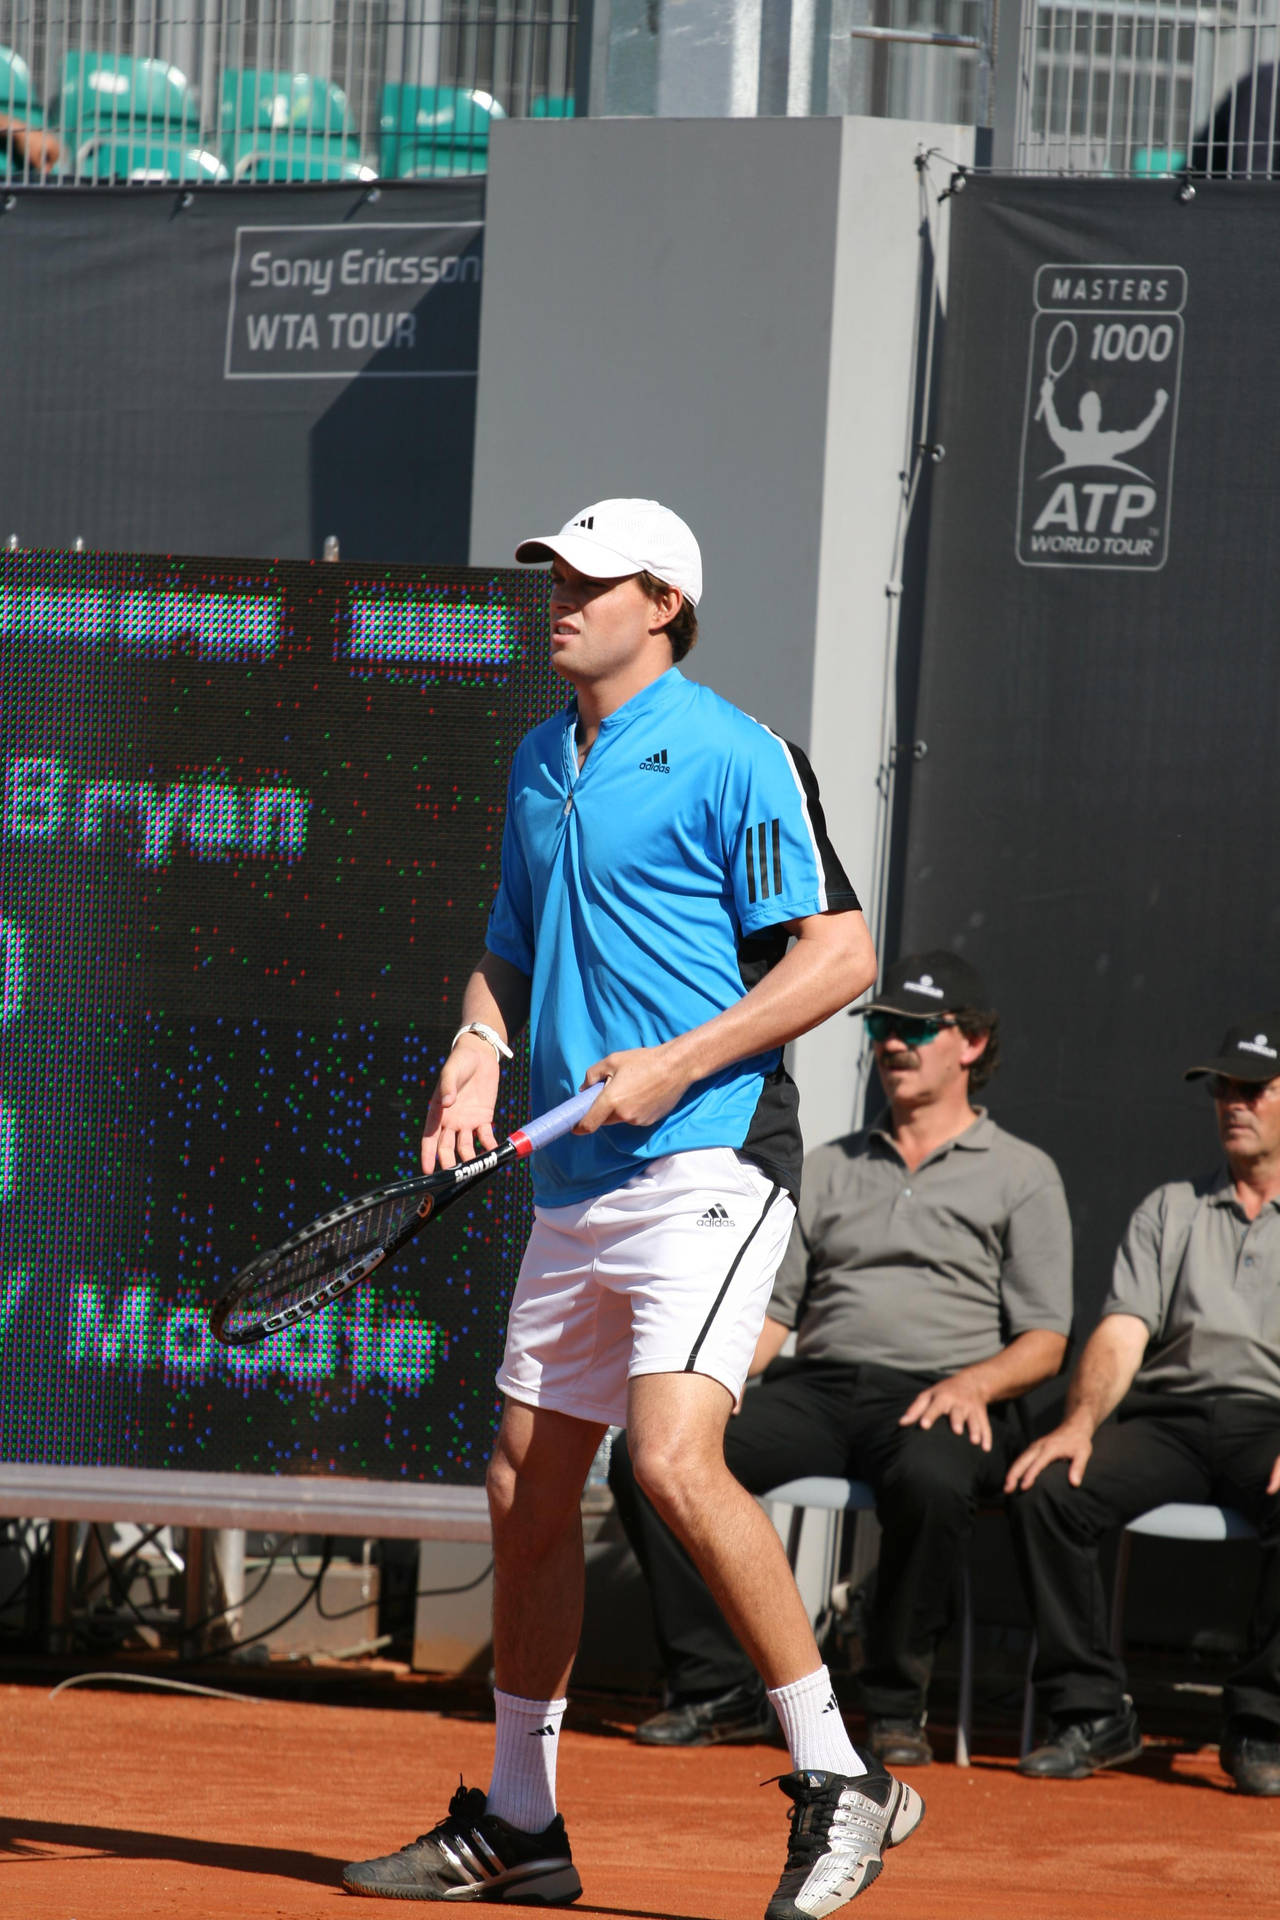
[856,949,990,1019]
[1184,1015,1280,1084]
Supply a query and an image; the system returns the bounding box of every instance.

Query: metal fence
[0,1,577,183]
[1014,0,1280,174]
[835,0,993,128]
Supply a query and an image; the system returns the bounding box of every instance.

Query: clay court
[4,1671,1278,1920]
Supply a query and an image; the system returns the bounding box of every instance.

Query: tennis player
[343,498,923,1915]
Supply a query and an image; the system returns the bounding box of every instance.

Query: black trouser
[608,1358,1016,1721]
[1009,1389,1280,1729]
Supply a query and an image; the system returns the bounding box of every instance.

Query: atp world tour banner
[0,182,482,564]
[898,178,1280,1320]
[1016,262,1184,569]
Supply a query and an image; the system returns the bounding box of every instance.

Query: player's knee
[485,1444,520,1523]
[629,1431,717,1524]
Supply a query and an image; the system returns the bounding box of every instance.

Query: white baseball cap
[515,498,702,606]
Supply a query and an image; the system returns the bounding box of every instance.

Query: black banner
[901,180,1280,1320]
[0,182,482,564]
[0,550,558,1484]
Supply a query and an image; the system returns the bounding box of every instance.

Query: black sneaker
[1019,1699,1142,1780]
[342,1782,583,1903]
[765,1756,925,1918]
[1221,1720,1280,1796]
[866,1716,932,1768]
[635,1677,779,1747]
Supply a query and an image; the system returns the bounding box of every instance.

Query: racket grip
[510,1083,605,1155]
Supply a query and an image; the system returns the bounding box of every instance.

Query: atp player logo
[1017,264,1185,570]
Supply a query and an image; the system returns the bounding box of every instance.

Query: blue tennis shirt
[486,667,859,1206]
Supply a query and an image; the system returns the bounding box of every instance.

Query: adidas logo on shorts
[697,1204,734,1228]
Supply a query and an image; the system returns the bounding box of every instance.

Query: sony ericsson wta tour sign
[224,221,483,380]
[1017,265,1185,570]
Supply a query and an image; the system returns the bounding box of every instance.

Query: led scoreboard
[0,551,557,1494]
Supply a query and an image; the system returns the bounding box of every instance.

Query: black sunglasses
[1206,1075,1273,1104]
[865,1011,955,1047]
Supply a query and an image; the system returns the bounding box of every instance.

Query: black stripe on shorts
[684,1181,785,1373]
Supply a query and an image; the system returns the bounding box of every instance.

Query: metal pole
[47,1519,73,1654]
[214,1528,246,1644]
[180,1526,207,1660]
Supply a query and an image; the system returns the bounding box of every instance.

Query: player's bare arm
[1004,1312,1150,1491]
[901,1329,1068,1453]
[422,948,532,1172]
[576,907,875,1133]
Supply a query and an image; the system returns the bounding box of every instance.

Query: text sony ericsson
[247,247,482,297]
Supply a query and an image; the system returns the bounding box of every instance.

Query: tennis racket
[1034,319,1078,420]
[209,1083,603,1348]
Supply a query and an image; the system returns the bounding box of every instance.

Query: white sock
[486,1689,567,1833]
[768,1666,866,1778]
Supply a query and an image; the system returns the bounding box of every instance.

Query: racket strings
[220,1191,424,1335]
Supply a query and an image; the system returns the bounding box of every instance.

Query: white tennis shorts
[496,1147,796,1427]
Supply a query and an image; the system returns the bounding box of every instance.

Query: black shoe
[342,1782,583,1902]
[866,1715,932,1768]
[1221,1720,1280,1796]
[635,1678,779,1747]
[1020,1699,1142,1780]
[765,1754,925,1918]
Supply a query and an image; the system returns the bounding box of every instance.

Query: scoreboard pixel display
[0,551,558,1487]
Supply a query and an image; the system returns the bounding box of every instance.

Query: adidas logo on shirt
[638,747,671,773]
[697,1204,734,1228]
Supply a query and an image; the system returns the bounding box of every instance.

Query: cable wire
[50,1670,273,1704]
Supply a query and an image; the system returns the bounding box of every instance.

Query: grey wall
[471,115,972,1151]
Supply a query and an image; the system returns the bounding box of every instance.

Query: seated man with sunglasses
[1007,1015,1280,1794]
[609,949,1072,1764]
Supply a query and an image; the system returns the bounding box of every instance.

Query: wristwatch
[451,1020,513,1062]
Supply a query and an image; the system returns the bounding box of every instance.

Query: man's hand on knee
[1004,1419,1094,1493]
[900,1373,993,1452]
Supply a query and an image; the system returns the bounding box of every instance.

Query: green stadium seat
[73,138,227,184]
[530,94,575,118]
[379,84,505,178]
[1132,146,1186,176]
[51,51,225,182]
[220,69,375,183]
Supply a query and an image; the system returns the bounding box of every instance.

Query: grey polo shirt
[1103,1170,1280,1401]
[769,1112,1073,1375]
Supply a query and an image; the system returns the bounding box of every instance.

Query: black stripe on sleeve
[781,739,860,909]
[771,817,783,896]
[745,824,757,904]
[757,821,770,899]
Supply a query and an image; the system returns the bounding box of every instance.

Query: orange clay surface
[3,1673,1279,1920]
